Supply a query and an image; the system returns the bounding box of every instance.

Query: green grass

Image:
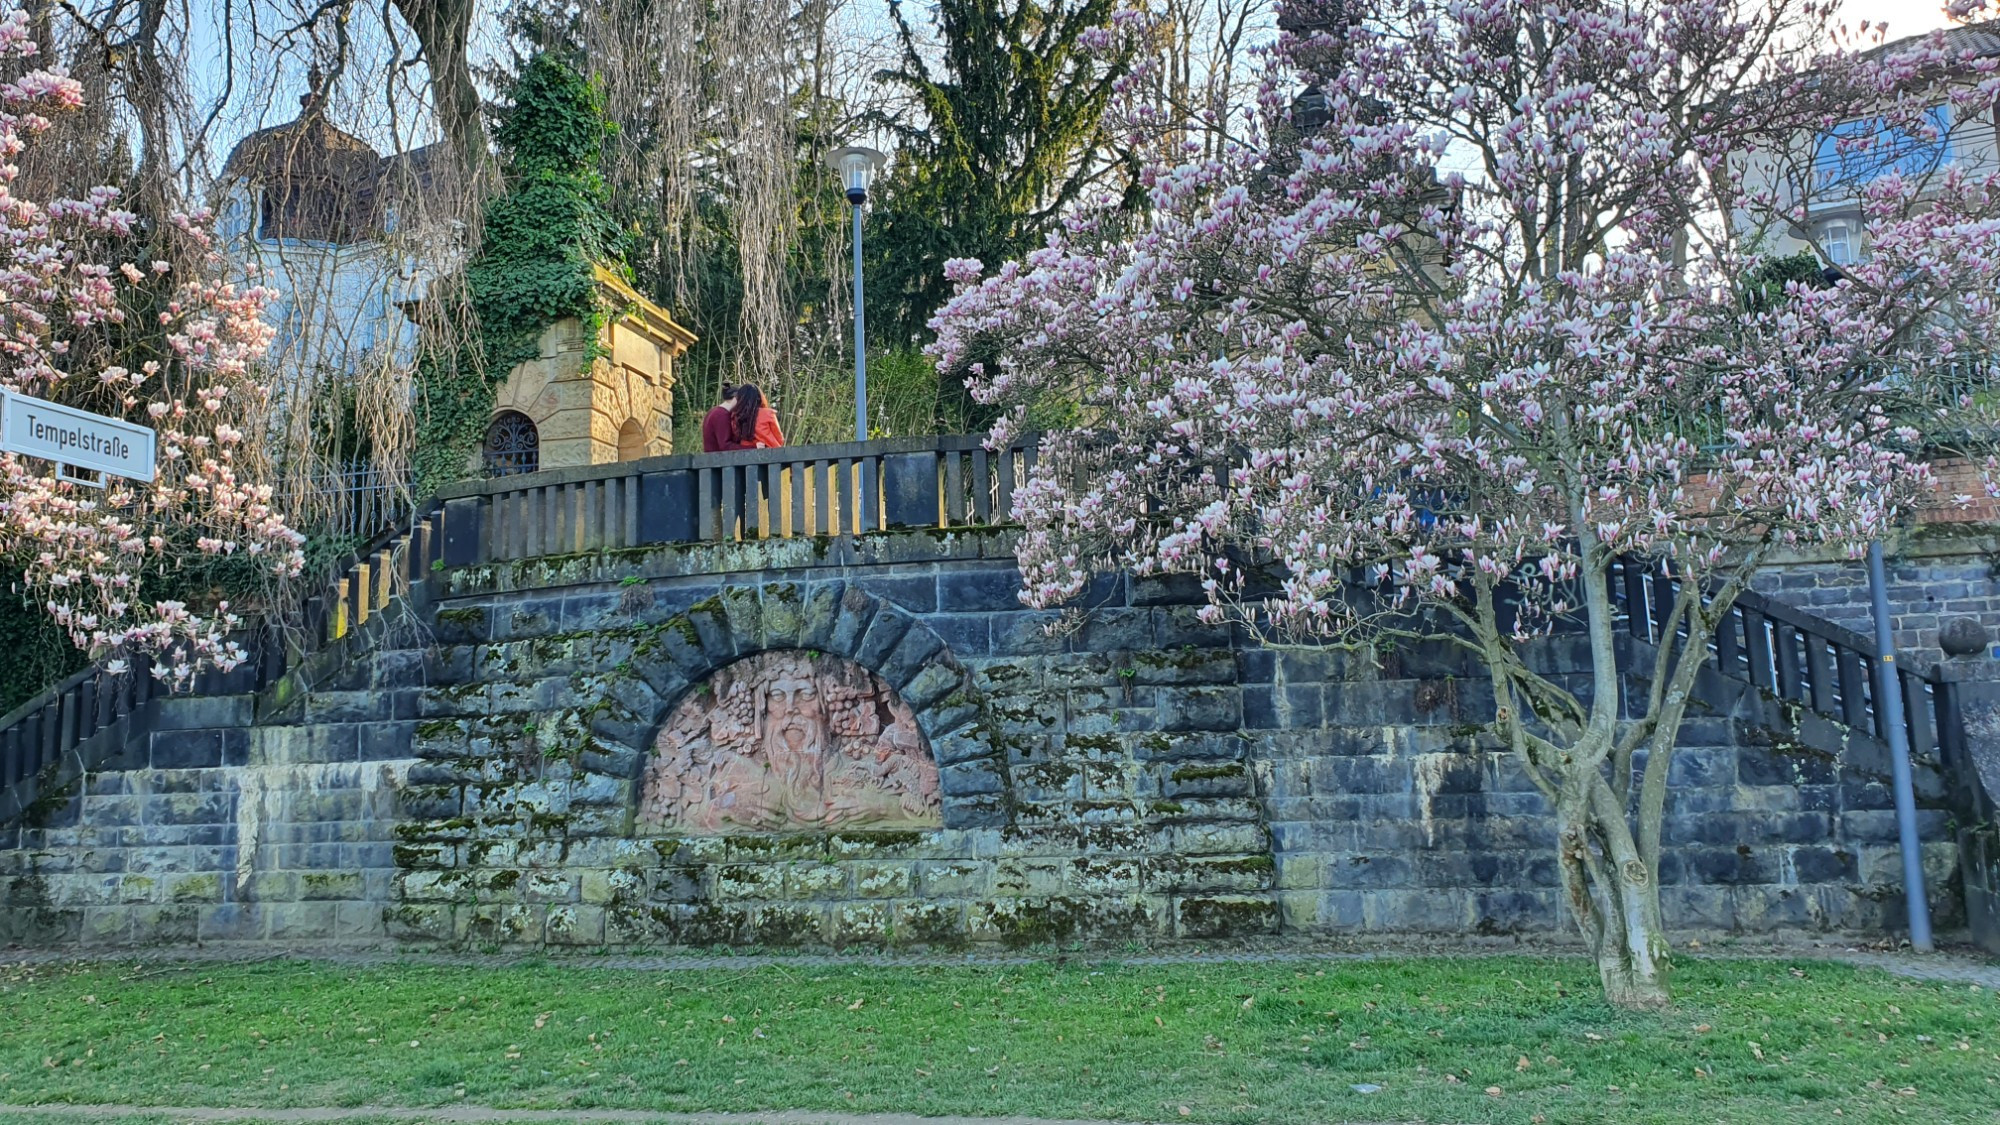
[0,956,1995,1124]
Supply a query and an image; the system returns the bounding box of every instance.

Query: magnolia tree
[933,0,2000,1006]
[0,8,302,688]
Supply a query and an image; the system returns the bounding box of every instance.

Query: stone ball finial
[1939,615,1988,657]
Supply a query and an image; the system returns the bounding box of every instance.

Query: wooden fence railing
[0,505,446,826]
[432,433,1039,564]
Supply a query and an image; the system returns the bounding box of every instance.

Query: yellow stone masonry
[488,265,697,471]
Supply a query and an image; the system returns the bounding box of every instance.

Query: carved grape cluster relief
[638,650,941,835]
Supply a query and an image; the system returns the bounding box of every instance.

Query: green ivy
[0,573,86,713]
[413,54,625,497]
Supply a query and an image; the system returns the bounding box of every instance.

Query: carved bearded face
[761,665,827,756]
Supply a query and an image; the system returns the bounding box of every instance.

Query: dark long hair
[730,383,764,442]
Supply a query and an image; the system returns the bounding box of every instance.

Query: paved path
[0,1109,1156,1125]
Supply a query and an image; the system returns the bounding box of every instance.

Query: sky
[182,0,1984,181]
[1839,0,1969,39]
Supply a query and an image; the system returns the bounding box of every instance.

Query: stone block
[576,866,642,905]
[1067,857,1143,894]
[167,873,222,903]
[991,611,1068,656]
[854,607,915,673]
[851,862,914,898]
[825,586,882,660]
[80,906,132,945]
[1360,888,1473,931]
[781,863,849,901]
[1152,606,1233,649]
[1738,748,1838,787]
[994,858,1065,896]
[150,730,223,770]
[878,629,948,692]
[461,903,543,945]
[148,791,232,827]
[1176,894,1278,938]
[714,864,782,901]
[892,900,968,948]
[1075,610,1150,653]
[917,860,991,898]
[940,760,1004,798]
[797,582,848,653]
[1323,680,1421,726]
[744,903,825,947]
[522,871,578,903]
[547,904,607,946]
[268,901,338,942]
[1162,761,1249,798]
[861,574,941,615]
[197,903,269,942]
[948,792,1009,829]
[1168,822,1269,856]
[153,695,252,731]
[333,901,385,941]
[937,567,1020,613]
[1156,687,1240,732]
[926,614,991,658]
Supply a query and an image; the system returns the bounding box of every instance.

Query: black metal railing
[1609,556,1971,783]
[282,466,415,543]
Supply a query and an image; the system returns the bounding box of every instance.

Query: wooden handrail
[0,499,447,827]
[435,432,1042,564]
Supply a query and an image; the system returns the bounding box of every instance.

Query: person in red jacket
[701,385,746,452]
[751,386,786,449]
[730,383,786,449]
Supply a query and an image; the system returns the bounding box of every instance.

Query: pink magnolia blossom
[932,0,2000,1005]
[0,6,301,687]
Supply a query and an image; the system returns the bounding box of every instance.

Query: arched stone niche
[637,650,940,835]
[593,583,1004,834]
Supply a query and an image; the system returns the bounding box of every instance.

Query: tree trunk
[388,0,488,194]
[1557,777,1673,1008]
[1595,868,1671,1008]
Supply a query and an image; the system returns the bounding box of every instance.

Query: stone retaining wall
[0,530,1964,951]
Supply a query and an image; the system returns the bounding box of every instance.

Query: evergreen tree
[866,0,1138,351]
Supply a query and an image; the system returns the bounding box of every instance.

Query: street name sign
[0,388,158,484]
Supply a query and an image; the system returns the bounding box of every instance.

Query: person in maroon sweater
[701,385,748,452]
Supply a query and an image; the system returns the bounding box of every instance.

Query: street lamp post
[1867,540,1935,952]
[826,145,886,531]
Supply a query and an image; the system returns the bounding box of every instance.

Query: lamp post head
[826,145,887,205]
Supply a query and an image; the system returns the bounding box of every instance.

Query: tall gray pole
[852,201,867,443]
[851,201,872,532]
[1868,540,1934,952]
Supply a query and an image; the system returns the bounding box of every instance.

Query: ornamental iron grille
[483,411,540,476]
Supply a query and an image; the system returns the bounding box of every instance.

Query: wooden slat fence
[435,434,1040,563]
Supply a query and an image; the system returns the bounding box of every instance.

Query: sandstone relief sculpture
[637,650,941,835]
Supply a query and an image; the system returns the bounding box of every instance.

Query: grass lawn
[0,955,1994,1125]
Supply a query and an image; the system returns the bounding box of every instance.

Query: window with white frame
[1819,219,1856,266]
